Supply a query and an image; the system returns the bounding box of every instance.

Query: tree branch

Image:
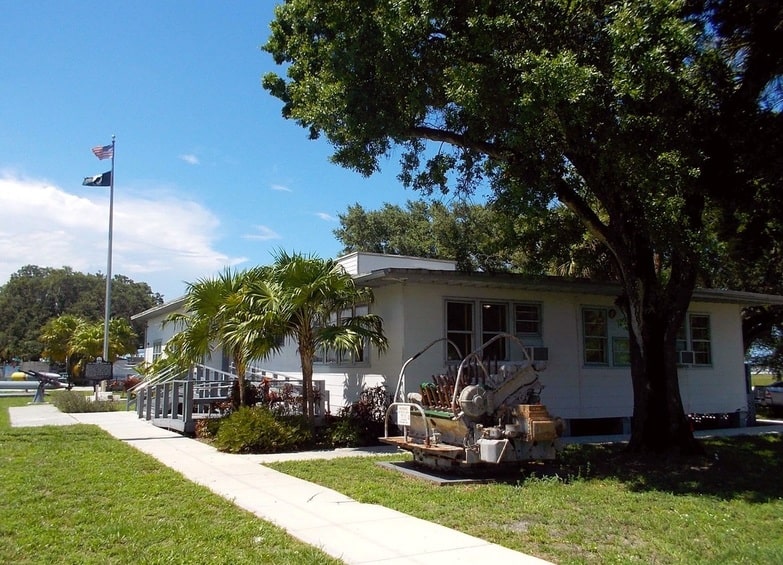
[408,125,504,158]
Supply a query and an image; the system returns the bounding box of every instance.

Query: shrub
[105,379,125,392]
[51,391,124,413]
[345,385,389,423]
[194,417,223,440]
[324,417,364,448]
[325,385,390,447]
[123,376,142,391]
[213,407,312,453]
[229,379,260,410]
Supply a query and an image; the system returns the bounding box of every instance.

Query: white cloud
[270,184,292,192]
[315,212,336,221]
[179,154,200,165]
[0,173,244,301]
[242,225,282,241]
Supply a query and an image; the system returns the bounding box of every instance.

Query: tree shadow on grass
[539,433,783,502]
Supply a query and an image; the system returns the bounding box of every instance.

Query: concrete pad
[376,461,496,485]
[9,403,80,427]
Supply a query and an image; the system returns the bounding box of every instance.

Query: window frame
[581,306,632,367]
[480,301,509,362]
[677,313,712,367]
[446,300,474,361]
[313,304,371,367]
[444,299,543,363]
[582,307,609,365]
[514,302,542,337]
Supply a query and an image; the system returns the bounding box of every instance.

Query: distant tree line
[0,265,163,362]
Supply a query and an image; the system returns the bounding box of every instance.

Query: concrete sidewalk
[9,404,551,565]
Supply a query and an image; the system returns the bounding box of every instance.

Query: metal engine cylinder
[458,385,489,418]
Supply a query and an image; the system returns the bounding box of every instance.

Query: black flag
[82,171,111,187]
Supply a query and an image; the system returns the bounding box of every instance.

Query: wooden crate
[514,404,551,419]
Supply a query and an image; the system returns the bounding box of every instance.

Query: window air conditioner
[678,351,695,365]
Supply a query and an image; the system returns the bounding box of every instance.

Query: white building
[132,252,783,435]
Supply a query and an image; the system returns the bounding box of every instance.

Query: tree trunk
[299,348,315,423]
[236,359,246,407]
[621,275,702,454]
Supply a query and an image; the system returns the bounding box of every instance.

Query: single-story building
[132,252,783,435]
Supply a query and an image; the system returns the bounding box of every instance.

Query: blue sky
[0,1,417,301]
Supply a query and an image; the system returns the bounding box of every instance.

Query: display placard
[84,362,112,380]
[396,404,411,426]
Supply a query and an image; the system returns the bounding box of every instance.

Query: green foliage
[326,385,390,447]
[39,315,138,380]
[69,317,138,362]
[324,417,363,447]
[237,250,389,422]
[335,200,524,273]
[0,265,161,361]
[194,416,223,440]
[229,378,260,411]
[213,406,312,454]
[165,266,278,407]
[51,390,124,413]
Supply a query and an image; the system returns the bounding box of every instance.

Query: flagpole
[102,135,116,362]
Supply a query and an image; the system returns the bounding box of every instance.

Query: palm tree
[40,314,85,378]
[108,318,138,359]
[165,267,276,406]
[243,251,388,422]
[67,318,137,376]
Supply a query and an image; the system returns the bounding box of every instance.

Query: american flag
[92,144,113,160]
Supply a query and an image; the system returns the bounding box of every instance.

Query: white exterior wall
[357,282,749,423]
[133,266,752,423]
[678,302,747,415]
[338,252,456,275]
[139,315,177,363]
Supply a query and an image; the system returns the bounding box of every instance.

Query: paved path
[9,404,552,565]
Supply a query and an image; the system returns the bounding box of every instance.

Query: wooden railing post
[164,383,170,418]
[136,388,145,419]
[152,384,166,418]
[144,388,151,420]
[183,380,194,429]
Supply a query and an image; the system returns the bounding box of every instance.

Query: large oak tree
[263,0,782,452]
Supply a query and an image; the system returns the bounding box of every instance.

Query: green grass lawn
[6,395,782,564]
[268,436,783,564]
[0,397,342,565]
[752,372,779,387]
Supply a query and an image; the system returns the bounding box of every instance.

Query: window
[152,340,162,362]
[582,307,630,367]
[583,308,608,364]
[481,303,508,361]
[446,301,473,361]
[338,304,369,364]
[314,304,370,366]
[514,303,541,336]
[677,314,712,366]
[446,299,544,362]
[612,337,631,366]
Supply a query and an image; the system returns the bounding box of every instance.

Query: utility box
[477,438,508,463]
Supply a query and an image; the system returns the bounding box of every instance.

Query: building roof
[131,261,783,322]
[354,268,783,306]
[131,296,186,322]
